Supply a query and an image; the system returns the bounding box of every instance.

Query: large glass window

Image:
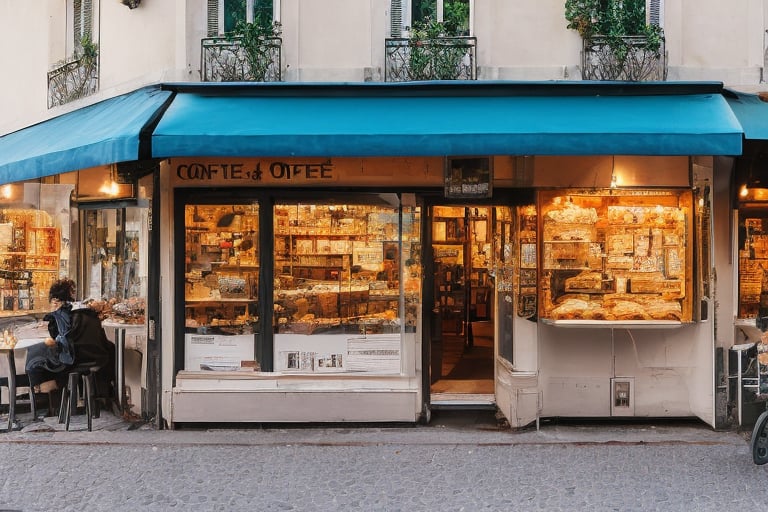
[183,203,260,371]
[272,200,421,374]
[0,181,73,321]
[539,189,692,323]
[80,206,147,323]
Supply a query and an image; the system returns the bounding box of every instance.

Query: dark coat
[46,303,111,369]
[26,303,113,391]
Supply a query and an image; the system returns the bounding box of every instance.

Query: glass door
[429,205,495,398]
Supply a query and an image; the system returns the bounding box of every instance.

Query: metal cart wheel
[751,409,768,465]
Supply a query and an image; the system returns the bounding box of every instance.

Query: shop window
[737,213,768,319]
[736,153,768,320]
[539,189,693,324]
[0,181,73,318]
[79,206,147,324]
[273,201,421,374]
[183,203,260,371]
[208,0,278,36]
[74,166,134,202]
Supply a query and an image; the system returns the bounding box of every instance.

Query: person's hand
[44,337,56,347]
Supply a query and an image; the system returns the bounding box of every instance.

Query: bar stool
[58,363,101,431]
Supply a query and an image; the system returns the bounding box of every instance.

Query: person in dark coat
[25,279,113,396]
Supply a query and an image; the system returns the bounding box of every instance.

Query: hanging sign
[444,156,493,198]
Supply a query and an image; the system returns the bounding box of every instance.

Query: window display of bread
[549,298,592,319]
[544,197,598,224]
[565,271,604,292]
[540,189,692,323]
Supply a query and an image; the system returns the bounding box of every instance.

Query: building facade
[1,0,767,429]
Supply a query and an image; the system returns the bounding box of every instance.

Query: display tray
[541,319,685,329]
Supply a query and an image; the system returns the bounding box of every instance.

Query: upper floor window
[207,0,279,36]
[394,0,471,37]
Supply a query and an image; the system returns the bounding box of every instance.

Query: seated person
[25,279,113,399]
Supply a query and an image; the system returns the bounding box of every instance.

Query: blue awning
[0,86,172,184]
[152,85,743,158]
[726,91,768,140]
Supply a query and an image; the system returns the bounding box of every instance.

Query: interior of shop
[429,205,496,399]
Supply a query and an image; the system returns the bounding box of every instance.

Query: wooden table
[0,338,45,431]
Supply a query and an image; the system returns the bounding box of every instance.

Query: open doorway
[429,205,496,401]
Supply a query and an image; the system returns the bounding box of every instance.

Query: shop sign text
[175,161,334,184]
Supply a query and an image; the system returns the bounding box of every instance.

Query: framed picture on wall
[444,156,493,199]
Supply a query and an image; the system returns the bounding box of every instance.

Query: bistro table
[0,337,45,431]
[101,321,146,415]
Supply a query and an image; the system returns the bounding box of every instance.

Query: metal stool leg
[83,373,93,432]
[64,372,77,431]
[28,386,37,421]
[58,380,68,424]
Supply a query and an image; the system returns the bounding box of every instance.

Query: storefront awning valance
[726,91,768,140]
[0,86,172,185]
[152,85,743,158]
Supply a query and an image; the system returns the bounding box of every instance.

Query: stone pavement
[0,409,766,512]
[0,407,751,447]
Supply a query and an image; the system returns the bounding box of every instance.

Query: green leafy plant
[48,34,99,106]
[565,0,664,80]
[443,0,469,36]
[407,2,470,81]
[229,16,282,81]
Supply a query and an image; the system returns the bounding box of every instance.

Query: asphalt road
[0,413,765,512]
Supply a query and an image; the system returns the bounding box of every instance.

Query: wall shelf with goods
[736,212,768,319]
[539,189,692,325]
[273,203,405,337]
[0,209,60,316]
[184,204,260,336]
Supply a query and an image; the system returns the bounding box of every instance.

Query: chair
[0,373,37,421]
[58,363,101,431]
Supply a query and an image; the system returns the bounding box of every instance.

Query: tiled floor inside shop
[431,321,495,397]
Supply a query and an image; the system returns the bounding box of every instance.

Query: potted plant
[407,3,470,81]
[228,15,282,81]
[565,0,665,81]
[47,34,99,107]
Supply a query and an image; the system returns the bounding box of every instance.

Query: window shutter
[207,0,219,36]
[83,0,92,37]
[74,0,82,44]
[73,0,93,46]
[391,0,402,37]
[648,0,663,27]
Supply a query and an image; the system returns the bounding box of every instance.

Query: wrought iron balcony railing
[201,36,282,82]
[582,35,667,81]
[385,36,477,82]
[47,55,99,108]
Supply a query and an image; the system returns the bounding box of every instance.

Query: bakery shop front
[151,81,743,428]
